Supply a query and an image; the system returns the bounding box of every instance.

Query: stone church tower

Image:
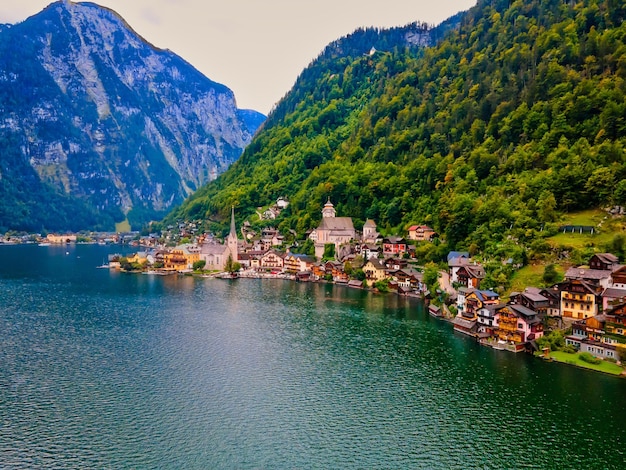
[227,206,238,261]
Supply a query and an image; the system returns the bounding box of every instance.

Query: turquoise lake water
[0,244,625,469]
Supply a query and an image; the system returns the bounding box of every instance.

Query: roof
[473,290,499,301]
[363,219,377,228]
[449,256,470,268]
[601,287,626,298]
[565,267,612,281]
[319,217,355,232]
[524,287,542,295]
[463,265,486,279]
[383,236,406,244]
[558,279,602,294]
[365,258,386,270]
[508,303,540,318]
[593,253,619,264]
[520,291,548,302]
[200,243,229,255]
[452,316,477,329]
[448,251,469,262]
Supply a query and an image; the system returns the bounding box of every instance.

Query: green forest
[164,0,626,272]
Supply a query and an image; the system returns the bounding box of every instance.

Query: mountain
[0,0,265,232]
[164,18,464,229]
[166,0,626,280]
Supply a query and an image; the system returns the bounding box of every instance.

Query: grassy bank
[548,351,624,376]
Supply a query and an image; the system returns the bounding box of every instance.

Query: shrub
[579,352,602,365]
[562,344,577,354]
[193,260,206,271]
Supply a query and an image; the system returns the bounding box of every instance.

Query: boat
[38,242,51,247]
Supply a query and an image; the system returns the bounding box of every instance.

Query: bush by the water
[579,352,602,365]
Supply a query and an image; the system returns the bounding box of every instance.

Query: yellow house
[363,258,387,287]
[163,245,200,271]
[559,279,600,320]
[126,252,149,266]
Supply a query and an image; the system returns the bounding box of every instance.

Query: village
[28,198,626,375]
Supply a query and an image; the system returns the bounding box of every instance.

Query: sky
[1,0,477,115]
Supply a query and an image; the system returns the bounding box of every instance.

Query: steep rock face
[0,0,264,230]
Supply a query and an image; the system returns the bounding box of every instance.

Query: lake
[0,244,625,469]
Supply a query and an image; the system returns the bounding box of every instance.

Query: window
[518,323,523,329]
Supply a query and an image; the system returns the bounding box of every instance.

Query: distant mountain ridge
[0,0,264,231]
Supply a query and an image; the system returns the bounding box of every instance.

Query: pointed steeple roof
[229,206,236,238]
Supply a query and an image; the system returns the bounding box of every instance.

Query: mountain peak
[0,1,265,231]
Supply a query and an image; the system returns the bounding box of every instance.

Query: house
[495,304,544,349]
[611,266,626,289]
[325,261,349,282]
[407,225,436,242]
[237,251,263,269]
[464,290,500,319]
[564,267,613,289]
[263,208,279,220]
[383,257,408,271]
[448,254,471,283]
[163,248,191,271]
[283,253,315,274]
[452,316,478,337]
[126,251,149,266]
[565,315,619,360]
[477,304,503,336]
[311,263,325,280]
[601,287,626,311]
[382,237,408,256]
[557,279,602,320]
[259,250,284,271]
[283,253,301,273]
[363,258,388,286]
[456,263,486,289]
[391,269,423,291]
[309,199,356,259]
[589,253,620,271]
[509,289,550,316]
[456,287,471,316]
[538,287,561,317]
[454,290,499,337]
[359,243,382,261]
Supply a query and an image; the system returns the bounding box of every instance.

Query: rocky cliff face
[0,0,265,230]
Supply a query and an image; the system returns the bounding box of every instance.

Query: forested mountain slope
[166,0,626,263]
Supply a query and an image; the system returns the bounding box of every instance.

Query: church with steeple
[200,206,238,270]
[309,199,356,259]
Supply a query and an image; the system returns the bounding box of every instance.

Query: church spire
[227,205,238,262]
[229,205,236,238]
